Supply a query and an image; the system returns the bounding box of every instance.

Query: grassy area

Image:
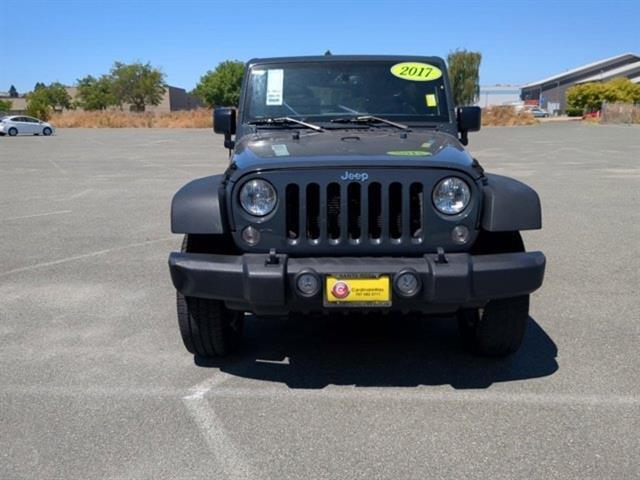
[49,106,540,128]
[482,106,537,127]
[50,109,212,128]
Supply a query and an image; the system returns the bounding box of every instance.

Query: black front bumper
[168,250,545,315]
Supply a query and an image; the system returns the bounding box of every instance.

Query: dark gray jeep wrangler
[168,55,545,358]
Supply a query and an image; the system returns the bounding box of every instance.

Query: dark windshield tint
[244,61,450,123]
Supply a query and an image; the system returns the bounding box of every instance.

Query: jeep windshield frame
[240,59,453,127]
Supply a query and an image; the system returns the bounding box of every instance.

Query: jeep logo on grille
[340,171,369,182]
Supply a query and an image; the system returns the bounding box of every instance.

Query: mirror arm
[460,130,468,146]
[224,133,235,155]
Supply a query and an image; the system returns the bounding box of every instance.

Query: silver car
[528,107,549,118]
[0,115,55,136]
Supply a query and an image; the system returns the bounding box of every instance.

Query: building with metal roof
[475,85,522,108]
[576,61,640,84]
[520,53,640,114]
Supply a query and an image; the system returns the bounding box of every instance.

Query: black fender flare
[481,174,542,231]
[171,175,227,234]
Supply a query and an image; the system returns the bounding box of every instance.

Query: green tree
[45,82,72,110]
[566,83,604,112]
[110,61,166,112]
[193,60,244,107]
[566,77,640,112]
[447,49,482,106]
[26,88,52,120]
[603,77,640,103]
[77,75,117,110]
[25,82,72,119]
[8,85,18,97]
[34,82,46,91]
[0,99,12,111]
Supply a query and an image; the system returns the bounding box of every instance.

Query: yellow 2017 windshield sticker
[390,62,442,81]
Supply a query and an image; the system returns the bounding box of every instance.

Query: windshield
[243,60,450,124]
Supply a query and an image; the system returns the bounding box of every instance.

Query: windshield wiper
[330,115,409,130]
[249,116,324,132]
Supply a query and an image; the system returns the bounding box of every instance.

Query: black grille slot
[389,182,402,239]
[306,183,320,240]
[347,183,361,240]
[283,178,428,246]
[327,183,341,240]
[368,182,382,240]
[409,182,423,239]
[286,184,299,240]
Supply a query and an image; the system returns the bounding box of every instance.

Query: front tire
[176,235,243,357]
[177,294,243,357]
[43,127,52,136]
[8,127,18,136]
[458,296,529,356]
[460,231,529,356]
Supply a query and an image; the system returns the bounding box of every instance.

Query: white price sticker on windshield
[266,69,284,106]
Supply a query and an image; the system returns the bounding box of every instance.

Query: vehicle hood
[231,129,481,178]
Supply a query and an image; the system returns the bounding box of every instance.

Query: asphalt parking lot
[1,123,639,479]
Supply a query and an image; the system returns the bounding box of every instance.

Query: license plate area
[324,274,391,307]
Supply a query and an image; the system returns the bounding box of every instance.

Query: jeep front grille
[285,181,424,245]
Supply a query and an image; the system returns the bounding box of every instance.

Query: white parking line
[183,373,257,480]
[5,381,638,409]
[0,237,175,277]
[12,189,93,202]
[183,372,235,401]
[2,210,72,221]
[2,384,185,398]
[206,386,640,408]
[48,159,67,175]
[68,188,92,199]
[177,369,638,480]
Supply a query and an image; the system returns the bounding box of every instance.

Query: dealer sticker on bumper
[325,275,391,307]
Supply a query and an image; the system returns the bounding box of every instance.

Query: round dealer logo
[331,281,350,299]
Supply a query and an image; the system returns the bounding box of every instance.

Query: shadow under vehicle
[196,314,558,389]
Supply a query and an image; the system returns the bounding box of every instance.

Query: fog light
[241,226,260,246]
[451,225,470,245]
[394,270,421,297]
[295,270,320,297]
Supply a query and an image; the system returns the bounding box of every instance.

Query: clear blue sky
[3,0,639,93]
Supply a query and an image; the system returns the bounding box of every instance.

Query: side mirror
[213,108,236,150]
[457,106,481,146]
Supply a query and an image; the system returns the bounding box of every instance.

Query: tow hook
[265,248,280,266]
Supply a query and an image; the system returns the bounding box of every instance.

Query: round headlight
[239,179,277,216]
[432,177,471,215]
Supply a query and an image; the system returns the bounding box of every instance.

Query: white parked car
[0,115,55,136]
